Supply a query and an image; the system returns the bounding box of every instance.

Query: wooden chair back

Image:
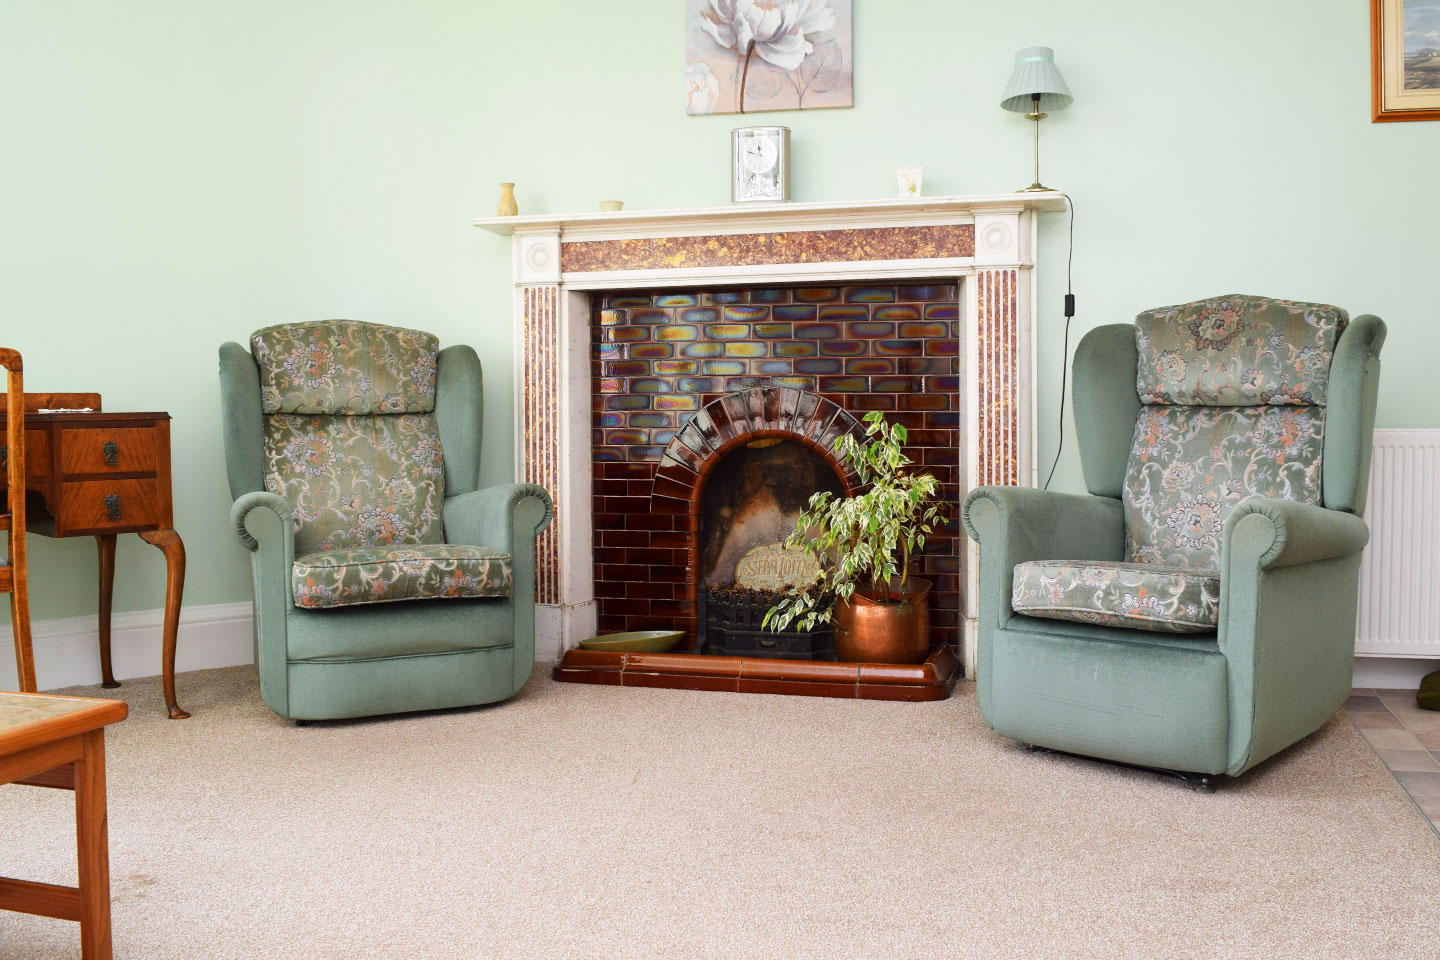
[0,348,36,691]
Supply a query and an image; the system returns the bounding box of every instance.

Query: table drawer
[0,427,51,481]
[58,479,160,532]
[59,427,157,476]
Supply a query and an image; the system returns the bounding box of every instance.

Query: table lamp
[999,46,1072,192]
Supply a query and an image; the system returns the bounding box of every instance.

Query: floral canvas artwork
[686,1,853,115]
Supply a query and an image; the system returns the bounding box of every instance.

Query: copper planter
[832,578,932,665]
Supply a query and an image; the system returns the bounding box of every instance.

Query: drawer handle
[104,493,122,521]
[103,440,119,467]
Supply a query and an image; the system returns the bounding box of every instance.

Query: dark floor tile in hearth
[1345,688,1440,834]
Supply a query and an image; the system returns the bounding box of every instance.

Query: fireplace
[474,192,1064,683]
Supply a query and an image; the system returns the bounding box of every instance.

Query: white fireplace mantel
[475,192,1065,674]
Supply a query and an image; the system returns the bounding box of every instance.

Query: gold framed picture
[1373,0,1440,121]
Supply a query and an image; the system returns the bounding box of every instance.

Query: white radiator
[1356,429,1440,658]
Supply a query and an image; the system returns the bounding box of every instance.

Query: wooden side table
[1,393,189,718]
[0,690,128,960]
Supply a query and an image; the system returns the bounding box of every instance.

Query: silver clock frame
[731,126,790,203]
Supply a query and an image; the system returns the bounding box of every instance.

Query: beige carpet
[3,667,1438,960]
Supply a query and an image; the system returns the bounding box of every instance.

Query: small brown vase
[832,578,932,664]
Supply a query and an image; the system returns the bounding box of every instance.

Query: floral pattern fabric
[1123,404,1324,569]
[252,321,439,415]
[263,413,445,557]
[1011,560,1219,634]
[292,544,512,609]
[1135,296,1348,406]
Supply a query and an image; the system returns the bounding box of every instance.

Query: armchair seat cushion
[292,544,512,609]
[1011,560,1219,634]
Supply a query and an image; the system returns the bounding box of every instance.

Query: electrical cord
[1042,194,1075,491]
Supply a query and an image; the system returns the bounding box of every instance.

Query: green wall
[2,0,1435,624]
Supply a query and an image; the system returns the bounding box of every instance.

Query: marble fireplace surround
[474,193,1064,678]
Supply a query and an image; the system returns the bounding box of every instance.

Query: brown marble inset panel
[976,268,1019,487]
[523,283,561,603]
[562,224,976,273]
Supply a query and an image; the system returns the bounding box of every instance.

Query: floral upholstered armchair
[962,296,1385,780]
[219,321,552,721]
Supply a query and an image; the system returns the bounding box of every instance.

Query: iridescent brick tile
[795,322,840,339]
[595,342,622,360]
[702,290,745,304]
[819,305,868,322]
[774,304,818,321]
[796,357,843,374]
[629,413,672,428]
[819,340,865,357]
[631,309,669,324]
[598,309,625,326]
[681,341,724,358]
[654,395,699,410]
[606,395,650,410]
[754,360,792,375]
[606,360,649,377]
[924,303,959,321]
[898,284,956,301]
[593,446,626,462]
[652,430,677,445]
[846,321,895,338]
[925,339,959,356]
[678,377,719,393]
[723,305,768,322]
[844,286,896,303]
[655,293,697,307]
[774,341,818,357]
[723,342,766,358]
[927,376,960,392]
[849,395,896,411]
[928,411,960,428]
[874,305,921,322]
[596,412,624,428]
[603,295,651,308]
[898,357,953,375]
[653,359,698,375]
[794,287,840,302]
[682,307,719,324]
[630,343,674,359]
[819,376,869,392]
[609,326,648,342]
[846,358,896,375]
[773,376,816,390]
[597,378,623,394]
[605,429,648,445]
[701,360,745,376]
[632,378,672,394]
[874,340,923,356]
[754,322,793,339]
[707,324,751,339]
[872,376,923,393]
[628,446,667,461]
[900,321,949,338]
[726,377,765,390]
[751,288,787,303]
[655,325,698,341]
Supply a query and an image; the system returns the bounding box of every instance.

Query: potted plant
[763,410,947,664]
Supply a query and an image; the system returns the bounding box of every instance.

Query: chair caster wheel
[295,719,310,727]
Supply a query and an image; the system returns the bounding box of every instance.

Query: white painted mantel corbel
[475,193,1065,674]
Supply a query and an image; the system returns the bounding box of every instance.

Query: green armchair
[962,296,1385,778]
[219,320,553,721]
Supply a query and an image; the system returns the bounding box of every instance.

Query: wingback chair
[962,296,1385,779]
[219,321,553,721]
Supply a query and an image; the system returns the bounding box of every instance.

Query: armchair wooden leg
[95,535,118,689]
[138,528,189,719]
[8,574,36,693]
[75,730,114,960]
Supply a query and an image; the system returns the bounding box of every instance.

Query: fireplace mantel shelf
[472,191,1066,237]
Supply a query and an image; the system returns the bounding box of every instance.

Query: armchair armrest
[230,491,294,554]
[1222,498,1369,570]
[443,483,554,552]
[228,490,296,714]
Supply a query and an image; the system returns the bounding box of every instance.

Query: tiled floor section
[1344,688,1440,832]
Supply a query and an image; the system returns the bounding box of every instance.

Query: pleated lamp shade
[999,46,1073,113]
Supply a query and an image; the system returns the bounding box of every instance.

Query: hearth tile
[874,305,921,322]
[649,563,689,581]
[628,652,743,676]
[819,305,868,322]
[599,563,648,582]
[888,412,925,428]
[1350,711,1404,730]
[858,662,932,685]
[847,321,896,338]
[627,445,667,461]
[774,304,818,321]
[899,321,949,338]
[754,360,792,375]
[855,683,950,702]
[629,343,674,360]
[926,376,960,392]
[652,360,698,375]
[602,462,657,480]
[702,290,746,304]
[726,377,766,390]
[846,358,896,375]
[925,339,960,356]
[627,547,679,566]
[847,395,896,411]
[873,340,922,357]
[740,678,858,699]
[924,303,960,320]
[629,309,668,325]
[796,322,841,339]
[674,422,711,457]
[593,447,626,462]
[628,581,677,600]
[794,286,840,302]
[654,395,699,410]
[720,392,750,432]
[652,475,694,500]
[773,376,816,390]
[902,428,951,445]
[898,357,953,375]
[774,341,818,357]
[742,659,859,682]
[754,322,793,339]
[595,478,630,496]
[595,612,628,631]
[596,413,625,428]
[632,378,672,394]
[603,295,652,308]
[600,529,650,548]
[724,342,767,358]
[631,515,678,532]
[561,647,629,669]
[656,293,698,307]
[818,376,869,392]
[656,325,699,341]
[679,377,720,393]
[606,361,649,377]
[650,531,688,549]
[899,284,957,301]
[609,326,648,342]
[624,672,741,693]
[599,308,625,326]
[681,341,724,358]
[926,412,960,429]
[700,360,745,376]
[593,547,627,566]
[845,286,897,303]
[656,452,697,478]
[752,288,788,303]
[673,517,699,534]
[554,666,626,686]
[819,340,866,357]
[900,393,950,410]
[651,494,691,514]
[723,305,768,322]
[708,323,751,339]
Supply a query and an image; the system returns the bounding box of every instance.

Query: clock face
[742,135,778,174]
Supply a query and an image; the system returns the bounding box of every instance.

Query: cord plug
[1064,293,1075,318]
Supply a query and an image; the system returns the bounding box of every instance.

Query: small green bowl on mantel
[577,630,684,653]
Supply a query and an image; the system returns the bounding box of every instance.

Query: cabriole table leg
[138,528,189,719]
[94,535,118,689]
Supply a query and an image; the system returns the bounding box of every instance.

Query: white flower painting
[686,0,853,115]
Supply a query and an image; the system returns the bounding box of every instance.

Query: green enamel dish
[578,630,684,652]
